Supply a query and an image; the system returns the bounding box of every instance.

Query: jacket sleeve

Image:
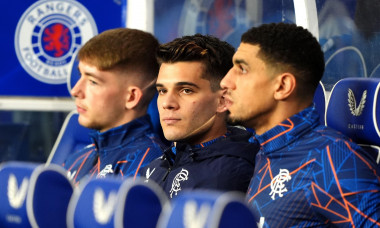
[310,140,380,227]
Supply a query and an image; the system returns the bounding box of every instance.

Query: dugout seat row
[0,161,256,228]
[314,78,380,164]
[325,77,380,164]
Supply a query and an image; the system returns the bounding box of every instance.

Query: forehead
[233,43,261,62]
[78,61,98,71]
[157,62,208,85]
[78,61,127,85]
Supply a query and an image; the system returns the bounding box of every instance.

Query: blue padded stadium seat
[47,110,92,165]
[157,190,257,228]
[26,164,74,228]
[67,178,122,228]
[326,78,380,164]
[0,162,74,227]
[0,161,39,227]
[67,177,167,228]
[313,81,327,125]
[115,178,168,228]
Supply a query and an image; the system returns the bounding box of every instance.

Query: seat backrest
[313,81,327,125]
[325,77,380,163]
[67,177,167,228]
[27,164,74,228]
[0,162,74,227]
[0,161,39,227]
[115,178,168,228]
[67,178,122,228]
[47,110,92,165]
[157,190,257,228]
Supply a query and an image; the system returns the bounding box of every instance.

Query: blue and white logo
[15,0,97,84]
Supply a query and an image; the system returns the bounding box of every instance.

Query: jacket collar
[163,126,256,166]
[255,106,320,153]
[89,115,153,153]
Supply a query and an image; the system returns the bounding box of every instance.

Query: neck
[253,100,311,135]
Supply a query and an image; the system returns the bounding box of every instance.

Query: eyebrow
[78,67,102,80]
[156,81,200,89]
[233,58,249,66]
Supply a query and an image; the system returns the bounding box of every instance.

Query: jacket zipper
[162,167,171,182]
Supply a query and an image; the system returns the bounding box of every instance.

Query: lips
[223,95,233,109]
[162,117,180,125]
[76,105,87,113]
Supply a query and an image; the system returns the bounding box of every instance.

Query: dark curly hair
[242,23,325,98]
[157,34,235,91]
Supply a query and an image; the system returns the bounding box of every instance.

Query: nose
[70,77,84,98]
[220,68,235,90]
[159,92,179,110]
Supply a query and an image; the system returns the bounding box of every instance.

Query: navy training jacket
[63,115,164,184]
[140,126,259,198]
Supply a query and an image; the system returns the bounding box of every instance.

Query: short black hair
[157,34,235,91]
[242,23,325,98]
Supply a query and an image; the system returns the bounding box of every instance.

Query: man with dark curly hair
[221,22,380,227]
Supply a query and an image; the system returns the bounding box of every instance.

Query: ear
[216,89,228,113]
[125,86,143,110]
[273,73,296,100]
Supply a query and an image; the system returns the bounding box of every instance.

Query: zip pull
[162,167,172,182]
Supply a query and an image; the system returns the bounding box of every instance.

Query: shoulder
[63,144,96,168]
[206,127,258,164]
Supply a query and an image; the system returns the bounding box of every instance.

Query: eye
[157,88,166,95]
[240,66,247,74]
[89,79,98,85]
[182,88,193,94]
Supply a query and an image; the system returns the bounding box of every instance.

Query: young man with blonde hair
[63,28,164,184]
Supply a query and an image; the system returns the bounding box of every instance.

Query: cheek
[192,99,217,117]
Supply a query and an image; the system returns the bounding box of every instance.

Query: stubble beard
[226,110,247,127]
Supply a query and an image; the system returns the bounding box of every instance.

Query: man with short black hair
[141,34,259,198]
[221,22,380,227]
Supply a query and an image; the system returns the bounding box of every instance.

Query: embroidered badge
[14,0,97,84]
[8,174,29,209]
[269,169,291,200]
[67,170,76,180]
[145,168,156,182]
[97,164,113,178]
[348,88,367,116]
[93,188,117,224]
[183,200,211,228]
[169,168,189,198]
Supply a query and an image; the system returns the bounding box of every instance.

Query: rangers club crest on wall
[14,0,97,84]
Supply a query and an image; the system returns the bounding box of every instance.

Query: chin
[163,133,180,142]
[78,118,90,128]
[226,114,245,126]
